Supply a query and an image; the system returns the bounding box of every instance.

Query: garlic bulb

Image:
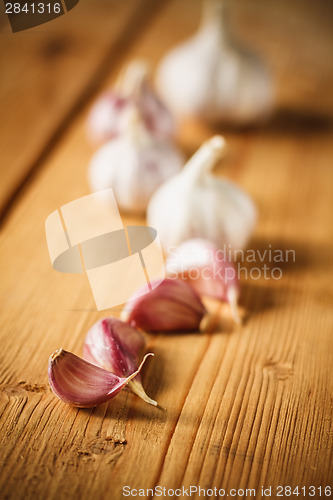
[87,59,175,144]
[156,0,273,125]
[88,109,184,213]
[147,135,257,252]
[165,238,241,323]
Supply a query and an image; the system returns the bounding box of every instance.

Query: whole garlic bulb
[147,135,257,252]
[156,0,274,125]
[88,109,184,213]
[87,59,175,144]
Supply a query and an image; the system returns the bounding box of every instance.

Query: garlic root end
[128,379,158,407]
[227,287,242,325]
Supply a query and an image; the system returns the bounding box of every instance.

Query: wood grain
[0,0,332,499]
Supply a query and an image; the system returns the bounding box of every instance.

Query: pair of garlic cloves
[49,257,241,408]
[48,318,157,408]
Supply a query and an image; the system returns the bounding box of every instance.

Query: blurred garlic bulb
[147,135,256,252]
[87,59,175,144]
[156,0,274,125]
[88,108,184,213]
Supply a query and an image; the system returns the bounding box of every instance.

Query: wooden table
[0,1,332,498]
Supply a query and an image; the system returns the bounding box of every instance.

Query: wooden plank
[0,0,168,221]
[0,0,333,499]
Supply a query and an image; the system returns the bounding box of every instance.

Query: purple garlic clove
[87,59,175,145]
[83,318,157,406]
[48,348,152,408]
[123,278,207,333]
[165,238,241,324]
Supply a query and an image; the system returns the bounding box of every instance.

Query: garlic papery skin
[87,59,175,144]
[123,278,207,333]
[88,109,184,213]
[83,318,157,406]
[147,135,257,253]
[165,238,241,323]
[156,0,274,125]
[48,348,152,408]
[87,93,127,145]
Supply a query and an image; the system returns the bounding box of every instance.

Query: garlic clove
[88,108,184,213]
[83,318,157,406]
[226,285,241,325]
[156,0,274,125]
[165,238,241,324]
[126,379,157,407]
[147,135,257,253]
[137,76,176,142]
[83,318,145,373]
[48,348,152,408]
[123,278,207,333]
[119,59,175,140]
[87,93,127,145]
[87,59,175,144]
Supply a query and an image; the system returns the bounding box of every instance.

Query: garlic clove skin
[87,59,175,145]
[147,135,257,253]
[138,78,176,141]
[87,93,128,145]
[88,109,184,214]
[123,278,207,333]
[165,238,241,324]
[156,0,274,125]
[83,318,145,374]
[48,348,152,408]
[83,318,157,406]
[119,59,175,140]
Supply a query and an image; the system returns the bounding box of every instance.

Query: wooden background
[0,0,332,498]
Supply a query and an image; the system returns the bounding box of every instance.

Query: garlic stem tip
[231,309,242,325]
[199,314,211,333]
[210,135,226,152]
[227,287,242,325]
[50,348,64,362]
[136,352,154,372]
[120,309,129,322]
